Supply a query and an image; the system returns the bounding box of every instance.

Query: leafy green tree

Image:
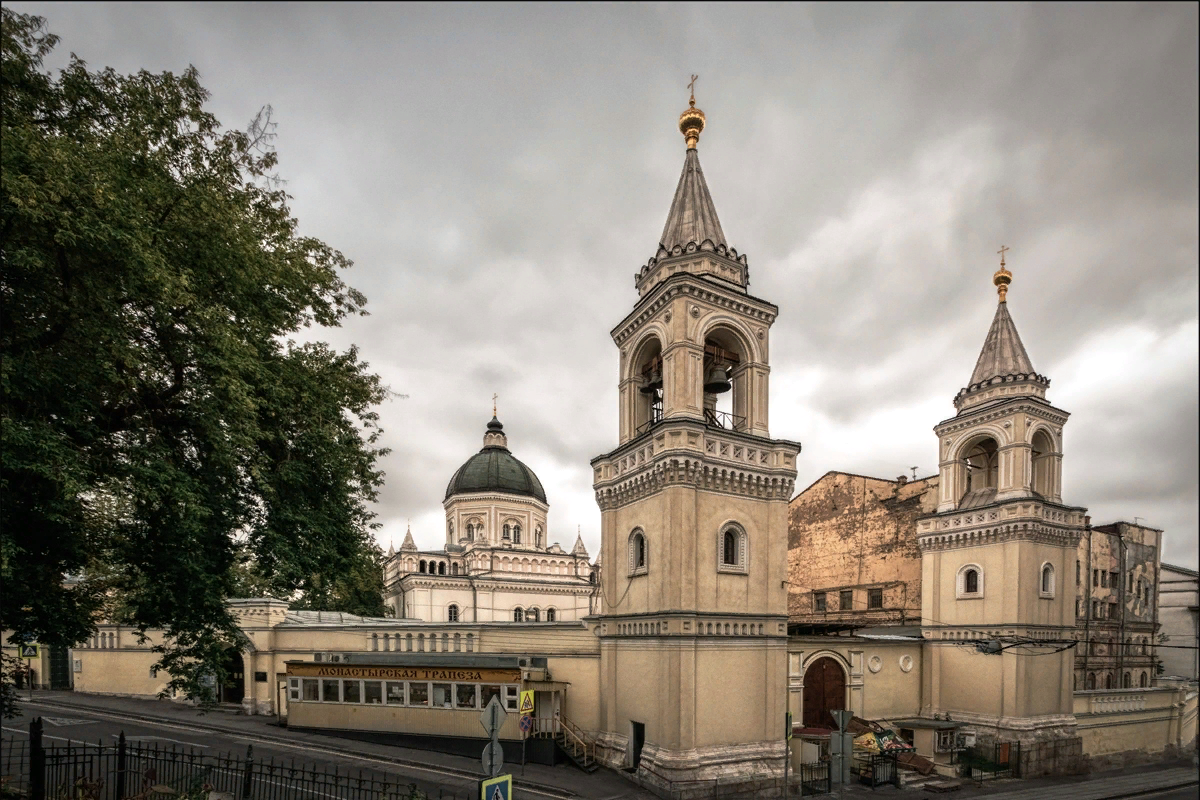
[1,10,389,706]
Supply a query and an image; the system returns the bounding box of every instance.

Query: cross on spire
[688,74,699,106]
[492,393,498,418]
[997,244,1010,267]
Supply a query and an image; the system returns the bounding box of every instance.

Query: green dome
[444,418,547,503]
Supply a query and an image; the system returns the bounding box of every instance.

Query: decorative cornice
[917,500,1086,551]
[611,273,778,347]
[935,398,1068,437]
[635,247,749,297]
[594,455,795,510]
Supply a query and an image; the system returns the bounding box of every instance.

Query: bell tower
[917,255,1086,773]
[591,91,801,790]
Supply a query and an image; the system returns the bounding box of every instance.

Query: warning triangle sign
[491,787,504,800]
[519,690,534,714]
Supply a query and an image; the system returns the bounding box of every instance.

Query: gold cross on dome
[997,244,1010,267]
[492,393,498,417]
[688,74,699,104]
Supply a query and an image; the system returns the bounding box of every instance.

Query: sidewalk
[14,692,1197,800]
[15,691,655,800]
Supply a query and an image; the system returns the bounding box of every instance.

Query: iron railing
[2,718,487,800]
[796,759,831,794]
[952,740,1021,783]
[703,408,746,431]
[860,752,900,788]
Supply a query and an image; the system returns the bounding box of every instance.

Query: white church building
[383,416,602,623]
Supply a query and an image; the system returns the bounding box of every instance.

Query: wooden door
[802,657,846,729]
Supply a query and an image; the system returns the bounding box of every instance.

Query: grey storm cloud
[13,2,1197,567]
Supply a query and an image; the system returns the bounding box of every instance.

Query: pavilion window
[513,524,521,544]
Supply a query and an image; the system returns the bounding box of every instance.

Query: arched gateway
[802,657,846,729]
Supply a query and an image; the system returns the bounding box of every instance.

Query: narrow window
[1139,672,1148,688]
[1041,564,1054,595]
[503,524,511,540]
[723,530,738,566]
[1086,673,1095,690]
[513,608,523,622]
[447,604,459,622]
[513,524,521,544]
[867,588,883,610]
[814,592,827,612]
[1076,560,1081,585]
[1093,569,1099,587]
[527,608,539,622]
[451,563,458,576]
[839,589,854,610]
[419,560,427,574]
[438,562,445,575]
[965,569,979,594]
[546,608,556,622]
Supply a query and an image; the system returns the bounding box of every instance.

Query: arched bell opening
[702,326,747,431]
[958,435,1000,505]
[632,336,664,436]
[1031,429,1055,499]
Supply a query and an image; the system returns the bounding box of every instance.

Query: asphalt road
[2,699,503,800]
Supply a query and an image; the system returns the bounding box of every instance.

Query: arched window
[629,529,647,575]
[632,336,664,435]
[513,524,521,544]
[382,633,390,651]
[527,608,539,622]
[406,633,413,652]
[371,633,378,651]
[1139,672,1148,687]
[466,633,474,652]
[957,564,983,598]
[454,633,461,652]
[702,327,748,432]
[417,634,425,652]
[718,524,747,572]
[513,608,524,622]
[448,520,454,539]
[546,608,556,622]
[447,604,459,622]
[1040,563,1055,597]
[419,560,427,573]
[1031,429,1055,498]
[1122,672,1131,688]
[466,523,474,541]
[535,526,543,547]
[962,437,999,496]
[503,524,511,540]
[1086,673,1096,690]
[442,633,449,651]
[438,562,445,575]
[451,563,459,576]
[1105,673,1113,689]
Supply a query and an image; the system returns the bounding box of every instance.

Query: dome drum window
[957,564,984,599]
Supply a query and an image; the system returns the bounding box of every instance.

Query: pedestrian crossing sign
[19,644,38,658]
[519,690,534,714]
[478,773,511,800]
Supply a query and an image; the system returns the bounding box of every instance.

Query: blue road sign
[479,773,511,800]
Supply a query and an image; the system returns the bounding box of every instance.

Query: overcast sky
[15,2,1198,568]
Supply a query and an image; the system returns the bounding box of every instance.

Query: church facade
[47,96,1196,796]
[382,416,601,624]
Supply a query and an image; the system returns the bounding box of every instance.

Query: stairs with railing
[529,715,599,773]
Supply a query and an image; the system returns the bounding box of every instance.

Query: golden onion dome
[679,98,706,150]
[993,245,1012,302]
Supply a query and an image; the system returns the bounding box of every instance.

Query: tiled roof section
[660,148,726,254]
[282,610,397,626]
[969,301,1036,386]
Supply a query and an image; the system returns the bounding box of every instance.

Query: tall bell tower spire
[591,92,801,790]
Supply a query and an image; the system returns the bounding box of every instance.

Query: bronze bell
[640,367,663,395]
[703,364,731,394]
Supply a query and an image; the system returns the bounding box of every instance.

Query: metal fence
[1,718,489,800]
[859,753,899,788]
[796,759,831,795]
[952,740,1021,784]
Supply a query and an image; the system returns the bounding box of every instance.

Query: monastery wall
[1074,684,1198,769]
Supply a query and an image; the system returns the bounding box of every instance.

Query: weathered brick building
[787,472,936,630]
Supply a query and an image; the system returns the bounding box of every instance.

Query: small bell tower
[591,85,801,789]
[917,252,1086,770]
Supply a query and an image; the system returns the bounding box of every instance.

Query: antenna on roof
[910,467,919,480]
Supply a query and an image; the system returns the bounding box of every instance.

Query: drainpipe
[1117,528,1126,683]
[469,574,478,623]
[1082,519,1092,681]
